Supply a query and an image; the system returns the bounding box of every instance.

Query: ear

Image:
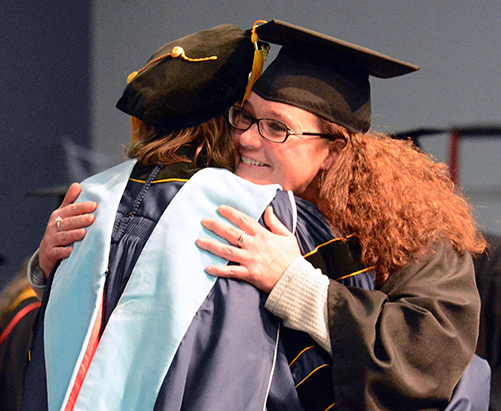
[321,138,347,170]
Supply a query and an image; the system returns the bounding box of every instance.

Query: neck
[297,175,322,205]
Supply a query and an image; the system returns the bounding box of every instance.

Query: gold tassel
[240,20,268,104]
[130,115,145,143]
[126,71,146,143]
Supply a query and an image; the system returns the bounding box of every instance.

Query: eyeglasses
[228,105,335,144]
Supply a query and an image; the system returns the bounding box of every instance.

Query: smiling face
[233,92,345,201]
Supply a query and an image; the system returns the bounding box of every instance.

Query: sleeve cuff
[27,249,46,300]
[265,256,332,354]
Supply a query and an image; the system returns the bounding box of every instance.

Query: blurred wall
[0,1,91,290]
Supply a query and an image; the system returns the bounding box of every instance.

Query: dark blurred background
[1,1,91,289]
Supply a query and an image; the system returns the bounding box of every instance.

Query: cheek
[297,149,330,184]
[268,142,329,190]
[278,161,318,192]
[232,131,240,146]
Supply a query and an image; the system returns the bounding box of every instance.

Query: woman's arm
[325,244,480,409]
[28,183,97,298]
[197,205,332,350]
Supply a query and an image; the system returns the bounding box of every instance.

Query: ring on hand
[55,216,63,231]
[236,231,247,248]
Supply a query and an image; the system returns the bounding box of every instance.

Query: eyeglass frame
[228,105,341,144]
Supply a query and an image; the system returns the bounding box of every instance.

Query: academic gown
[21,160,489,411]
[21,160,374,411]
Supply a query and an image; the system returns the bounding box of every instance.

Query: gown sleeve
[265,256,331,353]
[266,240,481,410]
[327,242,480,410]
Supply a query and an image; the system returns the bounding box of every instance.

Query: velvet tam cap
[253,20,419,133]
[116,24,257,132]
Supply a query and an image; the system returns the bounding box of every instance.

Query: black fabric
[253,46,372,133]
[473,232,501,411]
[327,243,482,410]
[255,20,418,79]
[253,19,419,132]
[19,268,57,411]
[116,24,257,132]
[305,235,373,286]
[475,233,501,369]
[280,236,376,411]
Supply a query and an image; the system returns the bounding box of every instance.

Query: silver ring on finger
[236,231,247,248]
[55,216,63,231]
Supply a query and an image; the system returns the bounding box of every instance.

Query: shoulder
[294,196,338,252]
[381,241,477,301]
[269,193,338,255]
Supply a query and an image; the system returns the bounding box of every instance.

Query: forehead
[244,92,321,130]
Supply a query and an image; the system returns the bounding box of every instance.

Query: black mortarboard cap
[116,24,256,132]
[253,20,419,133]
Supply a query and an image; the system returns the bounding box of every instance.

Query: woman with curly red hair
[196,20,488,410]
[319,129,486,284]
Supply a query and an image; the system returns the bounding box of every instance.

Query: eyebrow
[243,100,295,128]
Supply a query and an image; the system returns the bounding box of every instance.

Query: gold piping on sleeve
[8,288,37,312]
[289,345,315,367]
[295,363,330,388]
[336,266,376,281]
[302,234,354,259]
[303,238,342,259]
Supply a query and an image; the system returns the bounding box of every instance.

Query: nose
[233,123,263,149]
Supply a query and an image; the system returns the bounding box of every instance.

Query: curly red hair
[317,129,486,283]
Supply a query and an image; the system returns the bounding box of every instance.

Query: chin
[235,170,271,186]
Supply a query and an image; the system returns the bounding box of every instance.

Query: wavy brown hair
[317,123,486,283]
[127,116,235,169]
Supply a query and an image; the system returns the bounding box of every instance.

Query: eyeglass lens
[229,106,289,142]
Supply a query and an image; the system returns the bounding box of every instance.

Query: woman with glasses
[227,101,346,203]
[196,20,488,411]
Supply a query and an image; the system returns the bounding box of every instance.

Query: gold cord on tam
[137,46,218,76]
[240,20,268,104]
[125,48,218,143]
